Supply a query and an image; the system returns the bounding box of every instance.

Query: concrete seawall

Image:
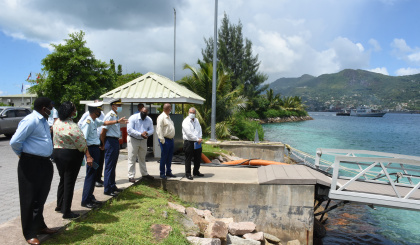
[162,180,314,244]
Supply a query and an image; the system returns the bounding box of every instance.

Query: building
[0,94,37,108]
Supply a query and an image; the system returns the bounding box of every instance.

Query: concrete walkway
[0,151,258,244]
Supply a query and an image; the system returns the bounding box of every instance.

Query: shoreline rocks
[252,115,313,124]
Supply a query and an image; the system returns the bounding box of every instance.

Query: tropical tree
[201,13,268,99]
[28,31,115,115]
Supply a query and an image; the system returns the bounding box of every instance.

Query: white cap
[87,102,103,110]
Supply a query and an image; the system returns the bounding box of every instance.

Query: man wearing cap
[101,99,128,196]
[10,97,59,245]
[156,103,176,179]
[78,100,106,188]
[79,102,125,208]
[127,107,154,182]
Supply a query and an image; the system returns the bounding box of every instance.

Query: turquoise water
[263,112,420,245]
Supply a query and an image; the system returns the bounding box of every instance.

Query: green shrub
[230,116,264,141]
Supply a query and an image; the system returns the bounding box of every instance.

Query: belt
[129,135,143,140]
[21,152,50,160]
[106,136,119,139]
[88,144,100,147]
[164,137,173,140]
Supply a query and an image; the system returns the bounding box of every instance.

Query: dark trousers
[183,140,202,175]
[53,148,84,215]
[18,153,53,240]
[82,146,100,205]
[159,138,174,176]
[95,147,105,182]
[104,137,119,193]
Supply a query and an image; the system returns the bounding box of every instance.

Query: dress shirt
[103,110,121,138]
[78,111,104,136]
[182,117,202,141]
[156,112,175,144]
[47,107,58,126]
[10,110,53,157]
[127,113,154,140]
[53,118,87,152]
[79,115,104,145]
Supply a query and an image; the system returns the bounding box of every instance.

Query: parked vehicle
[0,107,32,138]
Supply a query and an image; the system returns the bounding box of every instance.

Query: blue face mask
[116,107,122,113]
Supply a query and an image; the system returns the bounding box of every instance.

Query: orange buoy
[221,159,288,166]
[201,153,212,163]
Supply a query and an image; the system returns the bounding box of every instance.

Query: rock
[228,222,256,236]
[186,207,209,233]
[193,208,206,217]
[217,155,224,162]
[148,208,155,213]
[168,202,186,213]
[230,135,240,140]
[204,221,228,241]
[243,232,264,241]
[187,237,222,245]
[264,233,281,243]
[203,209,212,217]
[216,217,234,226]
[227,234,261,245]
[287,240,301,245]
[211,159,221,164]
[177,214,200,237]
[162,211,168,219]
[150,224,172,242]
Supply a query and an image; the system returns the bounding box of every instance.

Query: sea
[262,112,420,245]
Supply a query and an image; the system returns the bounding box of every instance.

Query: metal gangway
[312,148,420,211]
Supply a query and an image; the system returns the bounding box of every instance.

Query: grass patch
[45,182,192,245]
[202,140,231,159]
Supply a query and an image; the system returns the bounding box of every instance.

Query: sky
[1,0,420,96]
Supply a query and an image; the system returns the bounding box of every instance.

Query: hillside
[269,69,420,111]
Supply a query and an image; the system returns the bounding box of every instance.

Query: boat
[350,106,386,117]
[336,109,350,116]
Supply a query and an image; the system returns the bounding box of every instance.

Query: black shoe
[193,172,204,177]
[54,206,62,212]
[95,182,103,187]
[104,191,118,197]
[186,175,193,180]
[160,175,167,179]
[97,179,104,184]
[113,187,123,192]
[142,175,155,180]
[63,212,80,219]
[92,199,103,205]
[129,178,136,183]
[81,202,97,209]
[166,173,176,178]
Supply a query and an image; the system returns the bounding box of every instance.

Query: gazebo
[99,72,205,156]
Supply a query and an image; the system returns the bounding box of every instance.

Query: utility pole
[210,0,218,141]
[173,8,176,113]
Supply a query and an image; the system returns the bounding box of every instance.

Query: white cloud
[395,67,420,76]
[369,38,381,52]
[368,67,389,75]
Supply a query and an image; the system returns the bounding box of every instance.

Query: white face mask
[189,113,196,119]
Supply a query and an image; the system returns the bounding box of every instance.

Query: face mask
[72,110,78,119]
[189,113,196,119]
[116,107,122,113]
[95,111,101,118]
[140,112,147,120]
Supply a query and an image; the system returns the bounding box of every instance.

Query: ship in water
[336,109,351,116]
[350,106,386,117]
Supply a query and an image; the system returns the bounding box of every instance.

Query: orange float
[221,159,288,166]
[201,153,212,163]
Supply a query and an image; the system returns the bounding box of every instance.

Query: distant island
[268,69,420,112]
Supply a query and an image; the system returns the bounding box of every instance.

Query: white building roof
[100,72,205,104]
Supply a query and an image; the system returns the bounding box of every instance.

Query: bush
[244,111,260,119]
[230,116,264,141]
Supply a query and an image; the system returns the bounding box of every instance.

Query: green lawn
[45,182,192,245]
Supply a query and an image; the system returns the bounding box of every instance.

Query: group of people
[9,97,205,245]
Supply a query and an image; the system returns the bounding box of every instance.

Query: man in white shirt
[127,107,154,182]
[182,107,203,180]
[156,103,176,179]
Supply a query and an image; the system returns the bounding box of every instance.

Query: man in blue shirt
[127,107,154,182]
[10,97,58,245]
[101,99,128,196]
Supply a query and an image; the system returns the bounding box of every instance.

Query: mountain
[269,69,420,111]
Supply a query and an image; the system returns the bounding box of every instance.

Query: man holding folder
[182,107,203,180]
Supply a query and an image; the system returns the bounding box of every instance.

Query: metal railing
[315,148,420,211]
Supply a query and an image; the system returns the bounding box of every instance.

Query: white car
[0,107,32,138]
